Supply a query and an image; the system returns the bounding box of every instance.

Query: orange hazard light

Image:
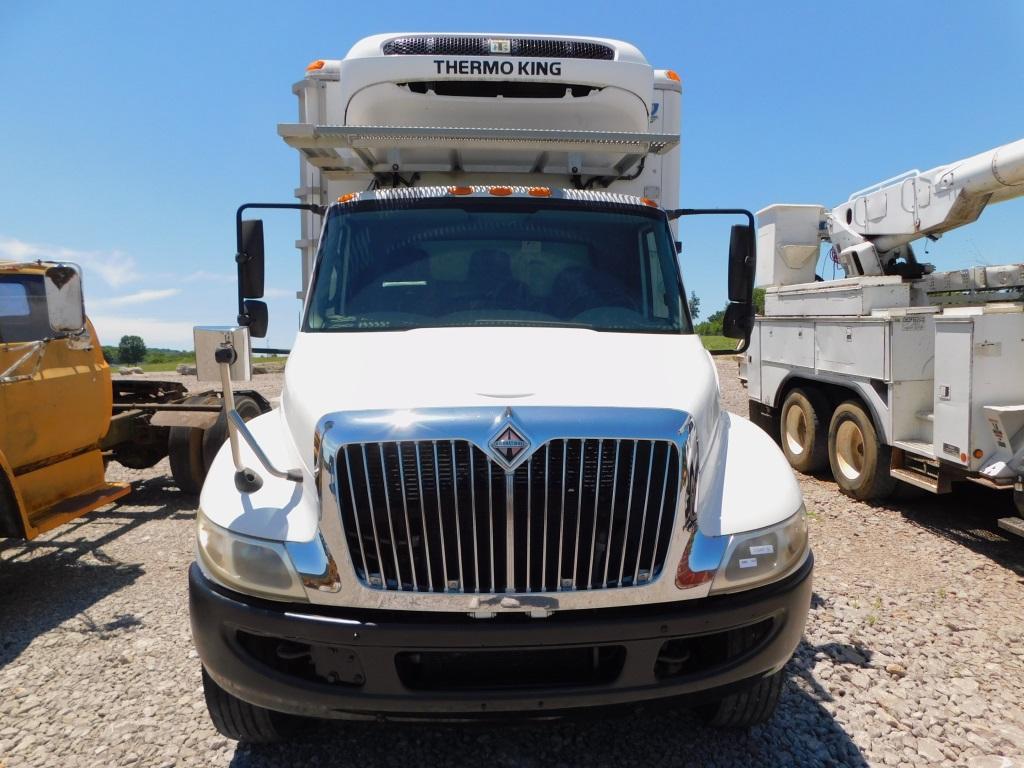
[306,59,326,72]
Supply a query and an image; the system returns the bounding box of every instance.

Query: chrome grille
[334,439,680,593]
[382,36,615,61]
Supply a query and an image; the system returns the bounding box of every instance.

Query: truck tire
[169,395,219,495]
[0,470,26,539]
[827,401,897,501]
[701,668,784,728]
[201,667,293,743]
[779,388,829,474]
[201,394,263,471]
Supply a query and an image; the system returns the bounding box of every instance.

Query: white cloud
[89,315,197,349]
[180,270,236,283]
[89,288,180,309]
[0,234,139,287]
[263,287,298,299]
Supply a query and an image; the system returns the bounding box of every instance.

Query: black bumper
[189,555,812,720]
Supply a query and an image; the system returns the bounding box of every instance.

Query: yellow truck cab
[0,260,129,539]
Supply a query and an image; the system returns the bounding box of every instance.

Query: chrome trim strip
[469,447,480,593]
[601,440,621,588]
[633,442,657,584]
[431,441,450,589]
[587,439,604,588]
[617,440,638,587]
[450,440,465,592]
[396,443,418,591]
[378,443,403,589]
[360,444,386,586]
[342,446,369,580]
[504,473,515,592]
[413,442,433,592]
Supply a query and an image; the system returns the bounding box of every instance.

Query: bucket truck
[747,138,1024,534]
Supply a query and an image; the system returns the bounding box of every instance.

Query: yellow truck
[0,260,268,540]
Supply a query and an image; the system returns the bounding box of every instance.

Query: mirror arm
[668,208,755,230]
[235,203,326,317]
[667,208,756,358]
[216,344,302,492]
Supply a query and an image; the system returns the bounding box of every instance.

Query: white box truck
[745,140,1024,530]
[188,33,811,742]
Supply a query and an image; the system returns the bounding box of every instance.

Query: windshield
[304,198,689,334]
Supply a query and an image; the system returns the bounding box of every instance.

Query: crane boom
[756,138,1024,286]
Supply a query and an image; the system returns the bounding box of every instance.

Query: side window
[0,276,51,343]
[643,231,671,320]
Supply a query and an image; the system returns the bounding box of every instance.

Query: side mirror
[193,326,252,382]
[722,301,754,340]
[238,219,265,299]
[241,299,268,339]
[728,224,755,303]
[43,264,85,335]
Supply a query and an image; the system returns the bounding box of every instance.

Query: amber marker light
[665,70,681,82]
[449,186,473,195]
[336,193,358,203]
[973,449,984,459]
[640,197,659,207]
[528,187,552,197]
[489,186,513,196]
[675,536,714,589]
[306,59,326,72]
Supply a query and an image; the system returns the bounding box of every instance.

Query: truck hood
[281,327,721,470]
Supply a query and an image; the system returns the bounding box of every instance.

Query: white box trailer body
[189,33,812,741]
[745,138,1024,523]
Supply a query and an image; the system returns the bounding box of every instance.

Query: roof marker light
[665,70,681,82]
[489,186,513,196]
[306,60,326,72]
[336,193,358,203]
[449,186,473,195]
[528,187,552,197]
[640,197,659,207]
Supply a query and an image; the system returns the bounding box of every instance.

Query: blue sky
[1,1,1022,348]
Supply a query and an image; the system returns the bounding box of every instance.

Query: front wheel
[700,669,784,728]
[202,667,295,743]
[827,401,897,501]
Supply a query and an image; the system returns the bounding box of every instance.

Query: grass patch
[118,355,288,373]
[699,335,739,352]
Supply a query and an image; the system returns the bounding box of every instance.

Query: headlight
[196,512,307,601]
[708,506,809,595]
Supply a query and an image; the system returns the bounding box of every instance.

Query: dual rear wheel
[778,389,896,501]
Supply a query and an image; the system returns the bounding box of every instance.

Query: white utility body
[189,33,811,742]
[747,139,1024,532]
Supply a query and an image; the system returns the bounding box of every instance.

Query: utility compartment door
[933,319,972,466]
[760,320,814,369]
[746,322,762,401]
[814,321,888,380]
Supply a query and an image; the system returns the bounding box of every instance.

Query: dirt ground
[1,362,1022,767]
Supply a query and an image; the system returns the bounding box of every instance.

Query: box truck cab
[188,34,811,742]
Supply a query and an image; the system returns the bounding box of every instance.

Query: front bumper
[189,554,812,720]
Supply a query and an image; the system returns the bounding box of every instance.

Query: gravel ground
[2,363,1023,767]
